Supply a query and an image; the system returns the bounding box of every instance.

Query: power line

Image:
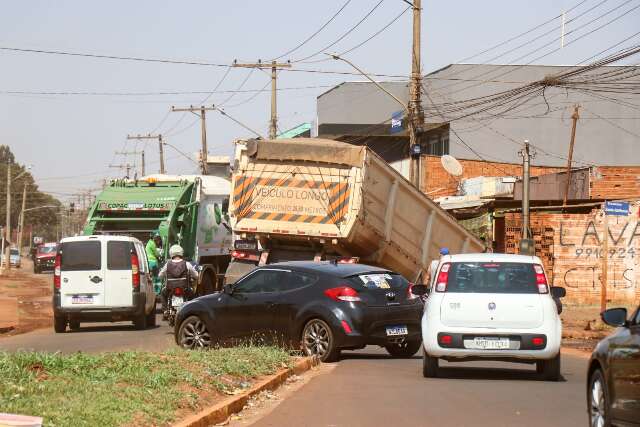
[271,0,353,60]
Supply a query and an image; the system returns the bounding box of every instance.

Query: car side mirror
[550,286,566,299]
[223,283,234,295]
[602,308,628,327]
[411,284,429,296]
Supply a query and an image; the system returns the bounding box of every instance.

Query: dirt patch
[561,302,636,352]
[0,259,53,337]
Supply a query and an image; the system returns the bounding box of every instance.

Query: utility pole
[140,151,145,177]
[109,163,133,179]
[563,105,580,207]
[127,134,164,174]
[171,106,219,174]
[17,183,27,256]
[115,149,143,178]
[408,0,424,189]
[601,205,609,313]
[519,141,535,254]
[232,60,292,139]
[3,161,10,271]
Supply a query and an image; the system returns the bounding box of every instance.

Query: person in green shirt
[146,232,163,292]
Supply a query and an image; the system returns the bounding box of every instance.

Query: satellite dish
[441,155,463,177]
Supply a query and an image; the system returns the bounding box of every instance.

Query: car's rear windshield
[107,241,132,270]
[60,241,101,271]
[446,262,539,294]
[347,272,408,290]
[10,249,19,255]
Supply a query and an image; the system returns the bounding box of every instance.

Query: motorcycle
[163,276,194,327]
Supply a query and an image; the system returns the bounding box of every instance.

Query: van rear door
[103,240,134,307]
[60,240,105,308]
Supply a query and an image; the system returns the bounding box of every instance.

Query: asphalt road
[0,312,176,353]
[1,322,589,426]
[251,347,589,427]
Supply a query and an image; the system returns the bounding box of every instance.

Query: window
[234,269,289,293]
[348,272,408,290]
[284,271,319,291]
[446,262,539,294]
[423,132,450,156]
[61,241,101,271]
[107,241,132,270]
[38,245,57,254]
[10,249,19,256]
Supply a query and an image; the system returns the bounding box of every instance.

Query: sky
[0,0,638,203]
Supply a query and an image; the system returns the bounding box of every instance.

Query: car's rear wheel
[537,352,561,381]
[422,351,439,378]
[178,315,212,349]
[53,317,66,333]
[301,319,340,362]
[133,312,147,330]
[385,339,422,358]
[588,369,610,427]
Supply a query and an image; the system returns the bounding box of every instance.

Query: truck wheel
[537,352,561,381]
[133,312,147,330]
[385,339,422,358]
[200,271,216,296]
[54,317,67,333]
[422,352,439,378]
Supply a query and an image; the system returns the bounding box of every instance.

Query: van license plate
[171,296,184,308]
[72,296,93,304]
[467,337,510,350]
[386,325,408,336]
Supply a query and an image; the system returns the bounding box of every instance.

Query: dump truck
[83,175,232,294]
[224,138,485,284]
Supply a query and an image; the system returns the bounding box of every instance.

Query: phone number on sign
[575,247,636,258]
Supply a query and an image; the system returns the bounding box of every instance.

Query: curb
[174,356,319,427]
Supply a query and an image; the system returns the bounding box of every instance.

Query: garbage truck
[224,138,485,284]
[83,174,232,294]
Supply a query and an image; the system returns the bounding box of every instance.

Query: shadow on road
[67,323,163,333]
[339,351,421,361]
[435,365,567,382]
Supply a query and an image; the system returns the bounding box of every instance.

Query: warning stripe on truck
[233,176,350,224]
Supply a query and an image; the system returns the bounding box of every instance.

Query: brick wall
[422,156,562,198]
[591,166,640,200]
[505,202,640,305]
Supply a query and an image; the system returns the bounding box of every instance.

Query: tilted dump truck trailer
[83,175,232,293]
[224,138,484,284]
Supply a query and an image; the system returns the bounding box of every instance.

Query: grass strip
[0,346,292,427]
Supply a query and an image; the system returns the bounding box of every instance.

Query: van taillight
[53,254,61,290]
[131,252,140,290]
[435,263,451,292]
[533,264,548,294]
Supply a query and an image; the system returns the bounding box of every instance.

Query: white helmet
[169,244,184,258]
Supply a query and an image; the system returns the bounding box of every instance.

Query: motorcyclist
[159,244,198,316]
[146,232,163,292]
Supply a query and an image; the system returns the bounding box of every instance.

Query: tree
[0,145,62,243]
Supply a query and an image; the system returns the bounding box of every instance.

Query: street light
[2,164,32,272]
[326,53,422,188]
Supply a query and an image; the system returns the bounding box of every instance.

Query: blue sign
[604,201,630,216]
[390,111,404,134]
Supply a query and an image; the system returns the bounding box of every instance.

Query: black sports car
[174,261,424,361]
[587,305,640,427]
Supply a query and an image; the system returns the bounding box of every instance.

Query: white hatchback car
[53,235,157,332]
[414,253,565,381]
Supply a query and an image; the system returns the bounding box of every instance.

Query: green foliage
[0,145,62,242]
[0,346,291,427]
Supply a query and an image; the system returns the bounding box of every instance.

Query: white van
[53,235,156,332]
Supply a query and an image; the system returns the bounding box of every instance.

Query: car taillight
[173,287,183,296]
[435,263,451,292]
[533,264,548,294]
[407,282,419,300]
[53,254,61,290]
[231,250,259,262]
[337,257,359,264]
[324,286,361,302]
[131,252,140,290]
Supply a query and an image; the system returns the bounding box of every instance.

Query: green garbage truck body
[83,175,232,293]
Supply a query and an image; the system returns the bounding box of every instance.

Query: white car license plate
[171,295,184,308]
[71,295,93,304]
[466,337,510,350]
[386,325,408,336]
